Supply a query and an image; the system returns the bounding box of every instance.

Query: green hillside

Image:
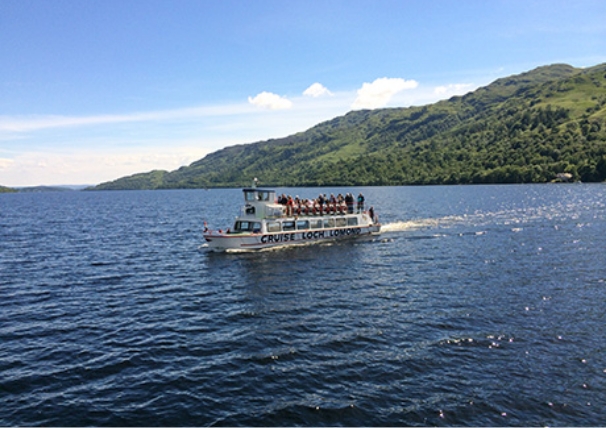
[0,185,17,193]
[93,63,606,190]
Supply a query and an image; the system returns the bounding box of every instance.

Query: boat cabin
[239,188,285,220]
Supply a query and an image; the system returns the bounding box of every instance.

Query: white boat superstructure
[203,184,381,252]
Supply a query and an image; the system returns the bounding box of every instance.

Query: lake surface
[1,184,605,426]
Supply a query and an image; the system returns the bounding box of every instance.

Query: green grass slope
[93,63,606,189]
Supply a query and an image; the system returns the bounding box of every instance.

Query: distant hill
[92,63,606,190]
[16,186,77,193]
[0,185,17,193]
[0,185,81,193]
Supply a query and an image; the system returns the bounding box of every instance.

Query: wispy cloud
[0,158,14,170]
[0,146,213,186]
[352,77,419,109]
[0,104,253,133]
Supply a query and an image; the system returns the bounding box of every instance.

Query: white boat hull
[204,223,381,252]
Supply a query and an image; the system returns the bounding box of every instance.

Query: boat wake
[382,215,467,233]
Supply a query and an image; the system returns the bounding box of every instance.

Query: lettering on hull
[260,227,362,244]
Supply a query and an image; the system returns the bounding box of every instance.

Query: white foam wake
[381,215,467,233]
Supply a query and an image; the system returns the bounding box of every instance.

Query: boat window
[265,206,283,218]
[323,218,335,228]
[310,219,323,229]
[347,217,358,226]
[234,221,247,232]
[244,191,257,202]
[296,220,309,230]
[335,218,347,228]
[267,221,281,233]
[234,221,262,232]
[282,221,295,231]
[259,191,271,201]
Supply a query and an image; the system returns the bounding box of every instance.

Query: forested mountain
[93,63,606,190]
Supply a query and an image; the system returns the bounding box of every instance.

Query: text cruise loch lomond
[203,182,381,252]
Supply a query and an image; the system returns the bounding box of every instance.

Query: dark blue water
[1,184,605,426]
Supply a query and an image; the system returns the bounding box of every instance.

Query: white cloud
[248,91,293,110]
[434,83,474,96]
[352,77,419,110]
[303,83,333,98]
[0,146,213,187]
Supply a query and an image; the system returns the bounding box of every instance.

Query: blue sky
[1,0,605,186]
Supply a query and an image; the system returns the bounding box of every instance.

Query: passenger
[286,196,294,216]
[304,199,313,215]
[331,195,339,213]
[345,193,354,214]
[369,206,375,222]
[357,193,365,212]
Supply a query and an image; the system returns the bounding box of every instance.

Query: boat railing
[239,201,375,222]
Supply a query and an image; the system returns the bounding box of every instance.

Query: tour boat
[203,182,381,252]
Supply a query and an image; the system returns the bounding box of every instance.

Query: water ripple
[1,186,605,426]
